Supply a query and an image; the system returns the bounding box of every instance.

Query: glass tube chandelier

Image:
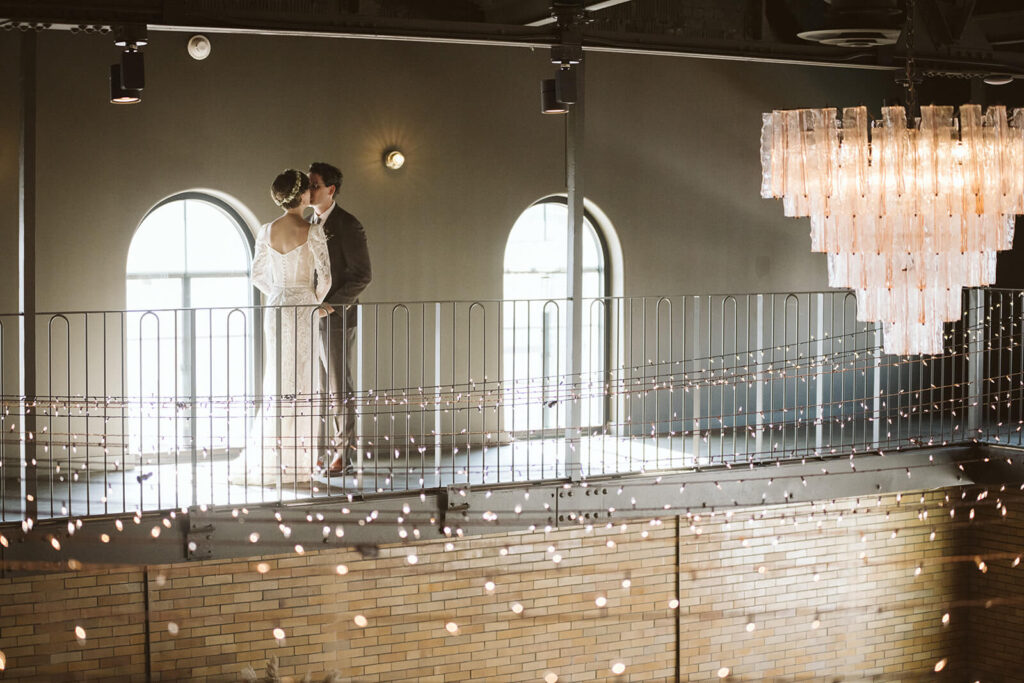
[759,103,1024,355]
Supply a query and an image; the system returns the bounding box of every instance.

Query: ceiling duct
[797,0,903,48]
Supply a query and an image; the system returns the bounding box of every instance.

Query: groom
[309,161,372,473]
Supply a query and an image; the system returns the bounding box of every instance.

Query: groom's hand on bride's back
[318,303,335,318]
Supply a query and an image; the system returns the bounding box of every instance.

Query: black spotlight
[555,67,577,104]
[541,78,568,115]
[120,48,145,90]
[109,63,140,104]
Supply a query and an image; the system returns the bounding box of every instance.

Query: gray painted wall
[3,30,889,312]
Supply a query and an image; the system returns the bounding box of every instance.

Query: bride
[230,169,331,487]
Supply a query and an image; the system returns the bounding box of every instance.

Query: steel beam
[4,0,1024,75]
[0,444,997,570]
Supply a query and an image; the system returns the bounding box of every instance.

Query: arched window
[126,193,255,458]
[502,197,613,434]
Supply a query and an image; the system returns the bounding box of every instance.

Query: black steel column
[19,30,37,523]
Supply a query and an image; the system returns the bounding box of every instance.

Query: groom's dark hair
[309,162,343,199]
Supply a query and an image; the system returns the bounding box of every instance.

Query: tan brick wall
[0,566,146,681]
[0,490,967,681]
[966,490,1024,680]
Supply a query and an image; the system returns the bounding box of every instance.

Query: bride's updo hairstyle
[271,169,310,209]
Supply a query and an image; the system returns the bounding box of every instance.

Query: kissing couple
[230,162,371,487]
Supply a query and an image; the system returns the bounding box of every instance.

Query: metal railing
[1,289,1021,521]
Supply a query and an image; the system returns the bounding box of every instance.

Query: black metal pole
[19,30,37,523]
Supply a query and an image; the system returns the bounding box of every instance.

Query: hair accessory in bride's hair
[273,170,304,208]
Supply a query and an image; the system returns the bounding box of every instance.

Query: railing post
[189,307,198,507]
[872,324,882,450]
[815,293,824,454]
[755,295,764,457]
[434,302,442,474]
[967,288,984,436]
[692,296,701,464]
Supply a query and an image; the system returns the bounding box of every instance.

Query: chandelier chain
[903,0,918,118]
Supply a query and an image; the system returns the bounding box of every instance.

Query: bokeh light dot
[611,662,626,675]
[354,615,368,627]
[445,621,459,634]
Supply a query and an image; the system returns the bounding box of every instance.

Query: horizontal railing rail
[1,289,1021,522]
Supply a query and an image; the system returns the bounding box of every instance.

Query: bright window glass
[126,197,253,456]
[503,200,607,432]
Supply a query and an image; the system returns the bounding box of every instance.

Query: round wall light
[384,149,405,170]
[188,34,211,60]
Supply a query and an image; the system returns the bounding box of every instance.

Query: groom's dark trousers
[317,204,371,469]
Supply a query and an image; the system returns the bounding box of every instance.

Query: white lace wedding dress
[230,222,331,487]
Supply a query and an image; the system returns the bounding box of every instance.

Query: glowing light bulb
[544,673,558,683]
[167,622,179,635]
[256,562,270,574]
[74,626,86,640]
[511,602,524,614]
[484,581,495,592]
[336,564,349,575]
[611,662,626,675]
[934,658,947,672]
[445,622,459,634]
[272,628,285,640]
[384,150,405,170]
[717,667,730,678]
[668,598,679,609]
[595,596,607,607]
[354,615,368,627]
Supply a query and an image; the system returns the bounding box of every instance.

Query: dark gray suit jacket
[321,204,371,326]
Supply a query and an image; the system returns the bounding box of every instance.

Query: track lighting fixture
[109,63,140,104]
[541,78,569,115]
[120,48,144,90]
[109,24,147,104]
[554,66,576,104]
[540,3,583,115]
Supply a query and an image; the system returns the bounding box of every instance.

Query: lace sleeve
[250,224,274,295]
[309,223,332,303]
